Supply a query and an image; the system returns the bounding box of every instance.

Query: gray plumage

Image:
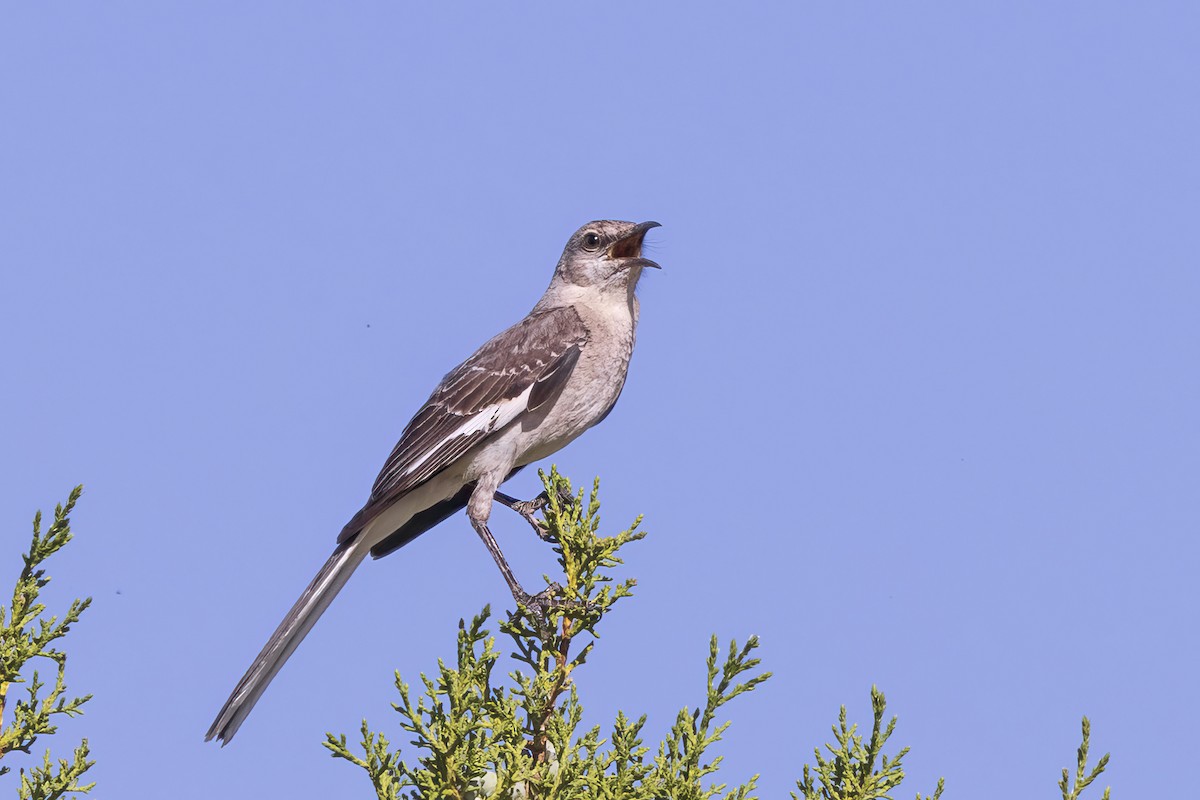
[207,220,660,744]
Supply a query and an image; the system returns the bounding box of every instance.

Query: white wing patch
[400,383,535,478]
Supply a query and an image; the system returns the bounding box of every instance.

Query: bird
[206,219,661,744]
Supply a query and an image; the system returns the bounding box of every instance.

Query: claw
[496,488,577,543]
[512,497,556,542]
[513,582,589,626]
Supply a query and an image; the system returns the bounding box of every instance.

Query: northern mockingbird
[207,219,660,744]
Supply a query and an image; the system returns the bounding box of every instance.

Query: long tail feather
[206,540,368,744]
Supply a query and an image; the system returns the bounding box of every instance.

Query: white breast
[512,294,637,465]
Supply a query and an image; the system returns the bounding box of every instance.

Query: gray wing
[338,305,588,544]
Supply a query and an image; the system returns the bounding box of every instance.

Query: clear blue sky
[3,4,1197,797]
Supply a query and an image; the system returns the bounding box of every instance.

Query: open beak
[609,220,662,270]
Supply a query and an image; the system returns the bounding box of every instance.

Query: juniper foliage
[325,468,771,799]
[325,469,1112,800]
[792,687,942,800]
[1059,718,1111,800]
[0,487,94,799]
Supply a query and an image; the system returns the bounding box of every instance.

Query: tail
[206,539,369,744]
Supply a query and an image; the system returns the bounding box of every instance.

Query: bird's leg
[494,485,576,542]
[468,515,564,618]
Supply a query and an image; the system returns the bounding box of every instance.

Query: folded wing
[338,306,588,545]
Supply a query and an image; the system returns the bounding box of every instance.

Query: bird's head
[553,220,661,291]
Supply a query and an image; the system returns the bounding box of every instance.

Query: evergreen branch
[1,487,94,799]
[645,634,769,799]
[1059,717,1111,800]
[333,471,777,800]
[16,740,95,800]
[792,687,941,800]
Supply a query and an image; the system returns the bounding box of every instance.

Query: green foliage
[0,487,95,799]
[326,469,769,799]
[648,636,770,800]
[1059,717,1110,800]
[792,697,1110,800]
[326,469,1113,800]
[793,687,941,800]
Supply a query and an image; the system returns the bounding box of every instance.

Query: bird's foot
[513,582,587,622]
[510,496,556,542]
[500,486,576,542]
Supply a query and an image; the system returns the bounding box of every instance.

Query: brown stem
[524,616,574,800]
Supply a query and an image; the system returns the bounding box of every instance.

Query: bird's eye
[582,232,602,251]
